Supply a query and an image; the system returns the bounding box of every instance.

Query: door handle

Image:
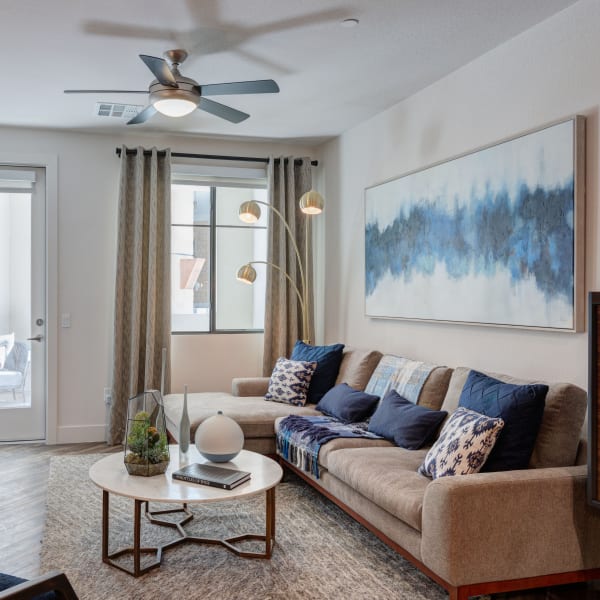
[27,334,44,342]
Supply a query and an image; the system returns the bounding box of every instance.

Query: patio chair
[0,341,29,402]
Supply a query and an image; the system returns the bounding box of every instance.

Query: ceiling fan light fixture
[66,50,280,125]
[153,97,197,117]
[150,81,200,117]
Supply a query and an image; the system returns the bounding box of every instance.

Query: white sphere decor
[194,411,244,462]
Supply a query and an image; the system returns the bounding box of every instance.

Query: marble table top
[89,446,282,503]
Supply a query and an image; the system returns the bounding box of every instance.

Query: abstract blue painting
[365,117,584,330]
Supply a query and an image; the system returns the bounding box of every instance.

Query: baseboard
[55,424,106,444]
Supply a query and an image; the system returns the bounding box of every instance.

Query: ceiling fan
[64,49,279,125]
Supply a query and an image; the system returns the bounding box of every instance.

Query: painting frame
[364,115,585,332]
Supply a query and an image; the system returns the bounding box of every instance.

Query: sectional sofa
[163,348,600,600]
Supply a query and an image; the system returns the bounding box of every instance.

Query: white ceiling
[1,0,578,144]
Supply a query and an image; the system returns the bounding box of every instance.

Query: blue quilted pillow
[316,383,379,423]
[459,370,548,471]
[290,340,345,404]
[265,357,317,406]
[368,390,448,450]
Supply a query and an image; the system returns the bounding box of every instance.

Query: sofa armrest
[232,377,270,397]
[420,465,600,587]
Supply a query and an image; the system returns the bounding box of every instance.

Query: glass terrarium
[124,390,170,476]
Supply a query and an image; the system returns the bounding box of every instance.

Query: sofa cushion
[0,370,23,386]
[419,407,504,479]
[164,393,322,440]
[459,370,548,471]
[317,437,395,470]
[316,383,379,423]
[0,331,14,368]
[418,366,454,411]
[265,357,317,406]
[368,390,448,450]
[442,367,586,468]
[291,340,345,404]
[326,446,430,532]
[335,348,383,391]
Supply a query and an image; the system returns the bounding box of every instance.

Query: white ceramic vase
[194,411,244,462]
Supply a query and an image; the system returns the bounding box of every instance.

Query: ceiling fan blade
[139,55,178,87]
[197,97,249,123]
[127,105,157,125]
[64,89,148,94]
[200,79,279,96]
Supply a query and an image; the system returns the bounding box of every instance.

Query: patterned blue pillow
[265,357,317,406]
[418,407,504,479]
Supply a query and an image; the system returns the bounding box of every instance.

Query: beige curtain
[108,146,172,445]
[262,157,313,375]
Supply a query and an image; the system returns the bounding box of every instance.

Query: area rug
[41,454,450,600]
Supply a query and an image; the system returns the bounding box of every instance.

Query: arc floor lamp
[235,190,324,343]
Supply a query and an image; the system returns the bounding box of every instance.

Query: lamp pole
[239,200,309,341]
[238,192,323,344]
[239,260,308,342]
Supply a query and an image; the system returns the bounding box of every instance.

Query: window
[171,170,268,333]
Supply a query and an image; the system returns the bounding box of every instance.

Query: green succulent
[125,410,169,464]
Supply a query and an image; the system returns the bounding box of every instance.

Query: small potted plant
[124,391,170,476]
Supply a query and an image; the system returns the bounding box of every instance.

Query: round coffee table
[89,446,282,577]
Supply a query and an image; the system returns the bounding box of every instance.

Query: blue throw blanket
[276,415,384,478]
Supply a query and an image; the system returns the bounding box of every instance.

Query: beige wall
[0,126,316,442]
[319,0,599,389]
[171,333,264,393]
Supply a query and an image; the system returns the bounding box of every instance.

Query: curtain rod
[115,147,318,166]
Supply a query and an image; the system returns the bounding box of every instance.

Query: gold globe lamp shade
[299,190,324,215]
[238,201,262,223]
[236,263,257,284]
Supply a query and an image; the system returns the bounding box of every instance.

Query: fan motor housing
[149,77,200,107]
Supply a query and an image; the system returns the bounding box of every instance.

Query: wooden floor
[0,442,599,599]
[0,442,119,579]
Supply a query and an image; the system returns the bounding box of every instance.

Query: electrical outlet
[103,387,112,405]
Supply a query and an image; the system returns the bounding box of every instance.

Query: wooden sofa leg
[447,587,469,600]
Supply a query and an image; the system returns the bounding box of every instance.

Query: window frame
[170,172,268,336]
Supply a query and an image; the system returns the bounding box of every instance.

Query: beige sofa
[163,349,600,600]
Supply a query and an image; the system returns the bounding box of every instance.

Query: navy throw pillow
[290,340,345,404]
[459,369,548,471]
[316,383,380,423]
[368,390,448,450]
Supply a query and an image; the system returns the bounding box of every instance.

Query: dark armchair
[0,570,77,600]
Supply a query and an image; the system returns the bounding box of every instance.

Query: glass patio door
[0,166,46,441]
